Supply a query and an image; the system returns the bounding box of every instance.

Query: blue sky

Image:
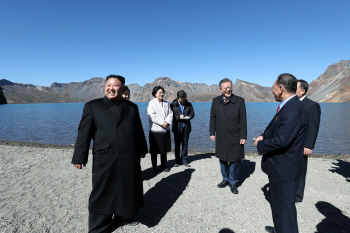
[1,0,349,87]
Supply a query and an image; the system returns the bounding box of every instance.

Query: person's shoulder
[233,95,245,102]
[170,99,178,107]
[212,95,222,102]
[86,98,104,106]
[123,99,138,108]
[305,97,320,107]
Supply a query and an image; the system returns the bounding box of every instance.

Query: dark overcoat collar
[103,96,130,125]
[219,94,236,104]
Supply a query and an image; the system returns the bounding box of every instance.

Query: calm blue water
[0,102,349,155]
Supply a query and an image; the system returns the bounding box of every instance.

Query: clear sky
[1,0,349,87]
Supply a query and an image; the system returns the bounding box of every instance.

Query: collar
[299,96,307,101]
[103,96,123,109]
[279,94,297,110]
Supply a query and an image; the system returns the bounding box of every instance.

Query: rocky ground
[1,143,350,233]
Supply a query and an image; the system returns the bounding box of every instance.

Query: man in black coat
[295,79,321,203]
[254,73,307,233]
[210,78,247,194]
[170,90,195,167]
[72,75,148,233]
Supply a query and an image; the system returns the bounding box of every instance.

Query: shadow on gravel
[329,159,350,180]
[236,159,256,187]
[138,169,195,227]
[142,153,213,181]
[261,183,270,203]
[219,228,235,232]
[315,201,350,233]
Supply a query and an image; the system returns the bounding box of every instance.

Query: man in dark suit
[170,90,195,167]
[295,79,321,203]
[210,78,247,194]
[72,75,148,233]
[254,73,307,233]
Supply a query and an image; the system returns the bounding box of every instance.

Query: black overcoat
[209,94,247,162]
[72,97,148,217]
[301,97,321,150]
[170,99,195,134]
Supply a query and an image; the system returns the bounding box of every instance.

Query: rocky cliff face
[5,59,350,104]
[128,77,274,102]
[0,77,275,103]
[308,60,350,102]
[0,79,84,103]
[0,85,7,104]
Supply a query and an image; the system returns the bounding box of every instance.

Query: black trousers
[296,155,308,202]
[151,153,167,169]
[174,130,190,164]
[269,176,299,233]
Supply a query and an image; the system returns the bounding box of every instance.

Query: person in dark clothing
[295,79,321,203]
[209,78,247,194]
[72,75,148,232]
[254,73,307,233]
[170,90,195,167]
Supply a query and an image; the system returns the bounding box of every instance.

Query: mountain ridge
[1,60,350,103]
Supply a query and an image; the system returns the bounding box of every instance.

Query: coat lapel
[117,101,130,125]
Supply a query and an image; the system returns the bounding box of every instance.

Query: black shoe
[183,162,191,167]
[121,218,139,226]
[265,226,277,233]
[112,215,123,225]
[174,163,180,167]
[217,180,229,188]
[229,184,239,194]
[295,199,302,203]
[162,168,170,172]
[152,168,157,173]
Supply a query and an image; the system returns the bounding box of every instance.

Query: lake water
[0,102,349,155]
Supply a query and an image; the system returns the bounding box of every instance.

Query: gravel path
[1,145,350,233]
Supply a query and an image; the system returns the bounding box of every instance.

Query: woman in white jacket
[147,86,173,172]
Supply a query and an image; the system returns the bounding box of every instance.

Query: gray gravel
[1,145,350,233]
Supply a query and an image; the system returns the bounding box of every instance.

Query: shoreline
[1,139,349,160]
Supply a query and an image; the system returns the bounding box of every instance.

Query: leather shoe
[121,218,139,226]
[295,199,302,203]
[183,162,191,167]
[229,184,239,194]
[217,180,229,188]
[162,168,170,172]
[265,226,277,233]
[174,163,180,167]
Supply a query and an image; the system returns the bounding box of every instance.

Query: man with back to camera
[295,79,321,203]
[170,90,195,167]
[210,78,247,194]
[71,75,148,232]
[254,73,307,233]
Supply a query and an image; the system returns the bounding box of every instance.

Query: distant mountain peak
[336,59,350,67]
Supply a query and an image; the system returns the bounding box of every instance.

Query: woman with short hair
[147,86,173,172]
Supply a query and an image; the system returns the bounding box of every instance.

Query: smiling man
[72,74,148,232]
[209,78,247,194]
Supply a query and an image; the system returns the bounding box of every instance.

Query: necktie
[225,97,228,103]
[180,104,185,128]
[276,104,280,114]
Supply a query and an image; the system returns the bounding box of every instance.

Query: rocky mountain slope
[0,77,274,103]
[2,59,349,104]
[308,60,350,102]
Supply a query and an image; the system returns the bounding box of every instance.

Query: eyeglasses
[223,87,232,90]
